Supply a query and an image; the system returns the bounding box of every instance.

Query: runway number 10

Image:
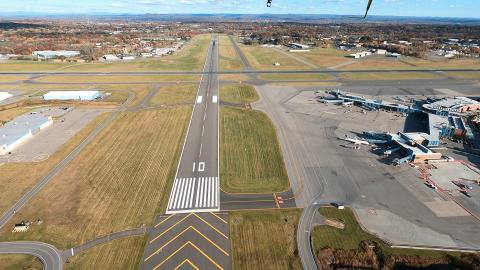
[192,162,206,172]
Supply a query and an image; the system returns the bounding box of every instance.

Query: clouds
[0,0,476,18]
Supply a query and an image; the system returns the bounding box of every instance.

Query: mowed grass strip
[219,35,244,71]
[230,209,302,270]
[0,107,191,249]
[0,113,110,215]
[240,46,311,70]
[150,84,198,105]
[312,207,462,258]
[36,75,200,84]
[220,107,289,193]
[0,254,42,270]
[258,73,334,81]
[220,84,259,104]
[66,236,146,270]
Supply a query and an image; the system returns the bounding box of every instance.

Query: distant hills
[0,13,479,25]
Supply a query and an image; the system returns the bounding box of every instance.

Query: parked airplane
[267,0,373,18]
[340,135,370,145]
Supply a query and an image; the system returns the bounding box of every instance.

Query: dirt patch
[317,240,480,270]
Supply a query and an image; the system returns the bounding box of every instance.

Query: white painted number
[199,162,205,172]
[197,96,203,104]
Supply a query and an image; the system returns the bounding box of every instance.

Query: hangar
[0,92,12,102]
[43,91,101,101]
[0,113,53,155]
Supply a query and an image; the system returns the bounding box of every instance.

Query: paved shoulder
[0,241,63,270]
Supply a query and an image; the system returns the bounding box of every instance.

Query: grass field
[230,209,302,270]
[446,71,480,79]
[341,56,480,71]
[240,46,311,70]
[0,35,211,72]
[0,107,190,249]
[219,35,244,71]
[293,47,353,68]
[0,75,29,83]
[66,236,146,270]
[36,74,200,84]
[312,207,462,258]
[340,71,444,80]
[0,113,110,216]
[0,254,43,270]
[150,84,198,105]
[0,106,36,123]
[219,74,252,82]
[220,107,289,193]
[259,73,334,81]
[220,84,259,104]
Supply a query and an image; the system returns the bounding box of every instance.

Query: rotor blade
[364,0,373,18]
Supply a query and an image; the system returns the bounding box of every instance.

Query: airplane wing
[364,0,373,18]
[266,0,373,18]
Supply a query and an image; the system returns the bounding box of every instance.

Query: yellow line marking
[210,212,228,224]
[174,259,199,270]
[153,241,224,270]
[150,213,193,244]
[154,214,176,228]
[193,213,228,239]
[145,226,229,261]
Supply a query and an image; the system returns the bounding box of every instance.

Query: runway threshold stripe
[175,179,186,209]
[195,178,201,208]
[167,178,179,210]
[189,178,196,208]
[207,177,212,208]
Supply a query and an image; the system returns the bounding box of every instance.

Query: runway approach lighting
[267,0,373,18]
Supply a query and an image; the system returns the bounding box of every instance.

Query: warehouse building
[43,91,101,101]
[0,92,12,102]
[0,113,53,155]
[33,50,80,60]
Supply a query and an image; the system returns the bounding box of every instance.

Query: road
[166,36,220,214]
[0,242,63,270]
[0,68,479,76]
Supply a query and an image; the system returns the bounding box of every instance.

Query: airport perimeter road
[0,242,63,270]
[166,36,220,214]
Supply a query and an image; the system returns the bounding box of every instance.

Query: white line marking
[176,178,187,209]
[203,111,207,121]
[182,178,191,209]
[199,143,203,157]
[207,177,212,207]
[167,178,180,210]
[202,125,205,137]
[71,248,74,257]
[173,178,185,209]
[192,162,196,172]
[189,178,196,208]
[212,96,218,103]
[199,177,205,207]
[195,178,201,208]
[215,177,219,207]
[197,96,203,104]
[211,177,216,207]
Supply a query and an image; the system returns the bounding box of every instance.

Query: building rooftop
[0,113,52,147]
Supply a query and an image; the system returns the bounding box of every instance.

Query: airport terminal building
[0,113,53,155]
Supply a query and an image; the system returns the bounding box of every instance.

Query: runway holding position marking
[141,213,231,270]
[167,36,220,214]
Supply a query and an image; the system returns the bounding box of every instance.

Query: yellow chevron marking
[210,212,228,224]
[150,213,193,244]
[154,214,176,228]
[145,226,229,262]
[193,213,228,239]
[174,259,199,270]
[153,241,223,270]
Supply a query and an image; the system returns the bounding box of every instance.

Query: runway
[166,36,220,214]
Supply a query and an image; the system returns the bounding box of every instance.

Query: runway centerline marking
[196,96,203,104]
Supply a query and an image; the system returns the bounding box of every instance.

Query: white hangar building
[0,113,53,155]
[43,91,101,101]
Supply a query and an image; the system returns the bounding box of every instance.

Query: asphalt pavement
[166,36,220,214]
[0,242,63,270]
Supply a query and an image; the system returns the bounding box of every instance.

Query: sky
[0,0,478,18]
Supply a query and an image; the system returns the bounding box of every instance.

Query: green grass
[66,236,146,270]
[220,84,259,104]
[150,84,198,105]
[312,207,465,258]
[219,35,244,71]
[241,46,311,70]
[230,209,302,270]
[220,107,289,193]
[0,254,42,270]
